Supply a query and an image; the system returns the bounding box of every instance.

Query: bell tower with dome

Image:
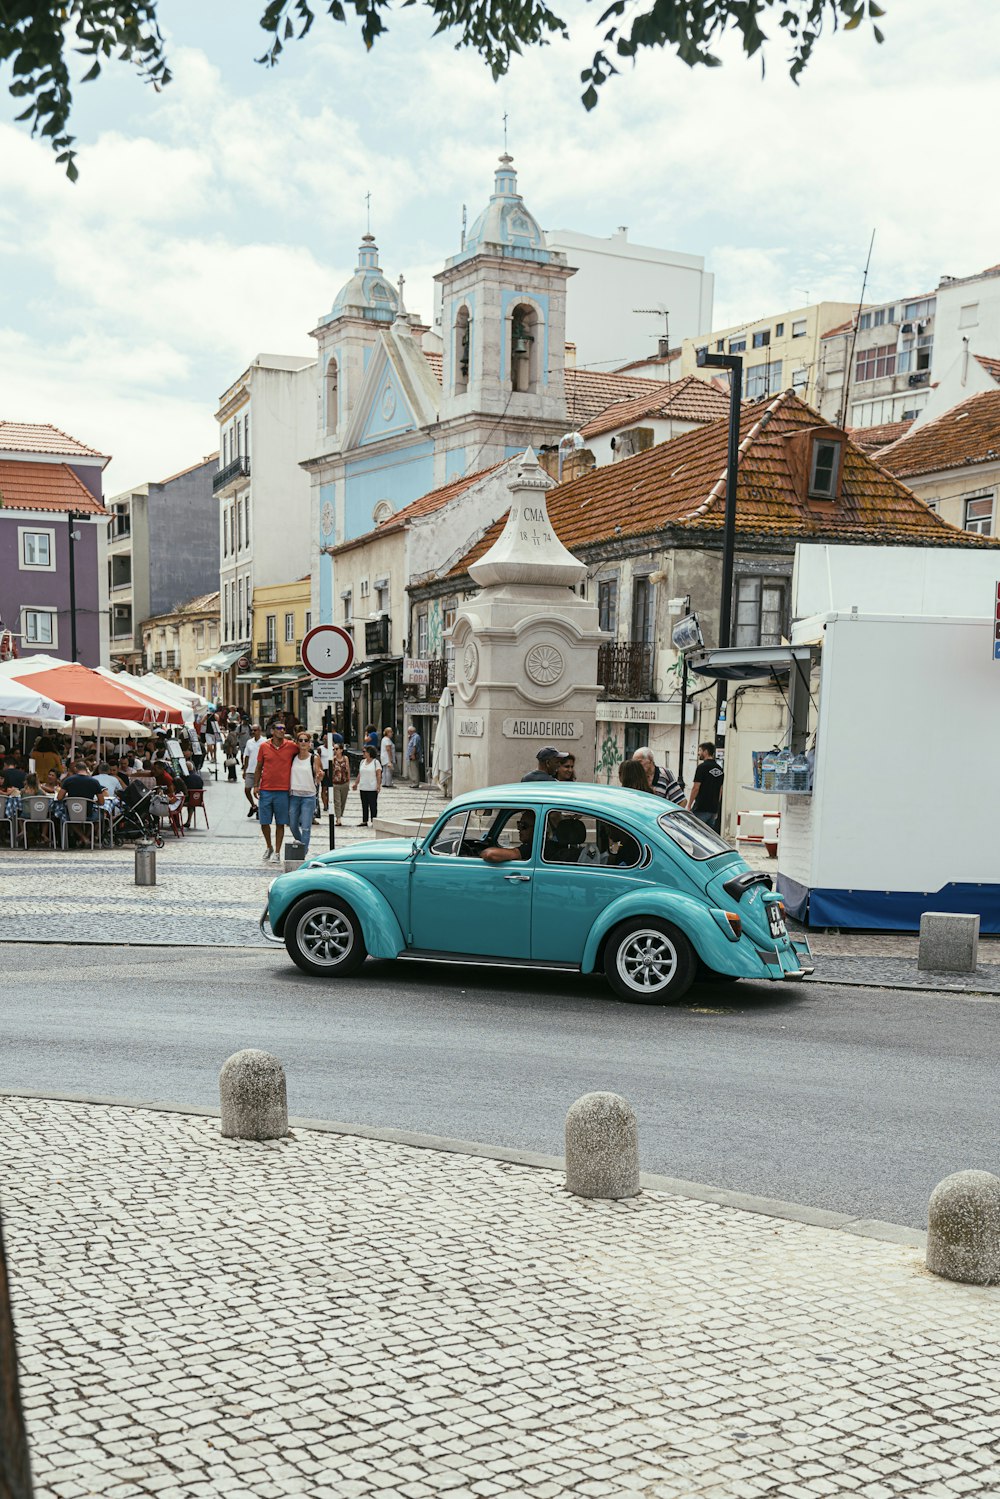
[310,232,400,453]
[435,155,574,469]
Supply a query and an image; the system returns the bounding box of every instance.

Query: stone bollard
[565,1091,640,1200]
[219,1050,288,1141]
[918,912,979,973]
[926,1170,1000,1285]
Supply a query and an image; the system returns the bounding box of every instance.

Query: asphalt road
[1,943,996,1229]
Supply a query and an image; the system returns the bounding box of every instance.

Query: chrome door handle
[504,873,531,882]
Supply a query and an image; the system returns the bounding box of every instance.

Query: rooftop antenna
[634,307,671,374]
[838,227,876,429]
[795,288,811,306]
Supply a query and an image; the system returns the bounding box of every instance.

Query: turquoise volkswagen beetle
[262,783,812,1002]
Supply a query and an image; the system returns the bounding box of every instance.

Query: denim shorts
[258,789,289,826]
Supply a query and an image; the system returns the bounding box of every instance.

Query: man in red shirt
[253,722,297,862]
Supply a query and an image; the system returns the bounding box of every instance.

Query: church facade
[304,155,578,629]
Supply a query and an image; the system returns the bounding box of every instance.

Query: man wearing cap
[253,721,297,862]
[521,747,568,782]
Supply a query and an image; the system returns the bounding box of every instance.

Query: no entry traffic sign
[301,624,355,680]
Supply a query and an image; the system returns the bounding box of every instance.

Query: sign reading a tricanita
[502,717,584,740]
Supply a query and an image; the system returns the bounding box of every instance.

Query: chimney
[564,341,577,368]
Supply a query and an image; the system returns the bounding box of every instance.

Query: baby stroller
[114,781,166,848]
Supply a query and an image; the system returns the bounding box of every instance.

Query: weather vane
[365,190,371,235]
[502,112,508,153]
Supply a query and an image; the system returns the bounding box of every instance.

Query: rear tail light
[724,911,742,939]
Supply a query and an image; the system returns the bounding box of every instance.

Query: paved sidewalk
[3,1095,998,1499]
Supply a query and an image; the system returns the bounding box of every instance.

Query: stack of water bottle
[759,746,811,793]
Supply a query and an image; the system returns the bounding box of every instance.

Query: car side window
[541,811,642,868]
[430,812,468,855]
[429,807,529,857]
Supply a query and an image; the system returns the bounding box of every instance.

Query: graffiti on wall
[596,726,622,785]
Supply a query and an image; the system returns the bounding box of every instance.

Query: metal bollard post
[329,812,336,850]
[134,842,156,886]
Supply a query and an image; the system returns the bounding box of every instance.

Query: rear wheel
[603,919,696,1004]
[283,895,367,978]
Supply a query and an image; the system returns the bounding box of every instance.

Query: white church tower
[435,156,575,474]
[310,232,400,455]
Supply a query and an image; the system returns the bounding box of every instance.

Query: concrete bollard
[565,1091,640,1200]
[283,840,307,872]
[926,1170,1000,1285]
[918,912,979,973]
[219,1049,288,1141]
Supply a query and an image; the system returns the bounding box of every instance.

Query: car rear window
[657,810,732,860]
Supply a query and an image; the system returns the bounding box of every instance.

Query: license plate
[767,904,787,940]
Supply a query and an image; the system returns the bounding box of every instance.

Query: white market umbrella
[95,667,195,724]
[0,675,66,725]
[138,672,207,709]
[432,685,454,792]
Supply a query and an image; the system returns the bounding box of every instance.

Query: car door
[408,805,536,958]
[531,807,647,964]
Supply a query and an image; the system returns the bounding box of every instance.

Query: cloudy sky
[1,0,997,491]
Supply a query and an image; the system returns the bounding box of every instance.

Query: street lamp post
[695,349,743,755]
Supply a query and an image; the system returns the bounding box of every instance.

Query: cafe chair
[185,786,209,829]
[19,796,56,850]
[61,797,97,851]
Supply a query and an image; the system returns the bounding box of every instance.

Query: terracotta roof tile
[878,389,1000,478]
[821,318,855,339]
[447,391,993,576]
[580,375,730,438]
[0,459,106,515]
[974,354,1000,384]
[564,368,670,426]
[0,421,107,460]
[847,419,915,452]
[332,461,507,555]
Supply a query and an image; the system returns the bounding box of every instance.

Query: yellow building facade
[246,577,313,723]
[680,301,859,409]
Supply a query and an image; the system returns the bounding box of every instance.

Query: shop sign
[502,717,584,740]
[311,679,345,703]
[403,657,429,685]
[597,701,693,725]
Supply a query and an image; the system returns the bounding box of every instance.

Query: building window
[23,609,55,645]
[244,574,252,637]
[855,344,896,382]
[454,307,470,394]
[809,438,842,498]
[266,615,277,649]
[873,309,886,327]
[859,313,872,331]
[734,576,787,648]
[791,319,807,338]
[752,329,770,349]
[284,612,295,643]
[112,504,130,537]
[715,339,725,352]
[964,494,994,535]
[597,578,618,635]
[236,500,243,551]
[729,337,746,353]
[304,611,312,634]
[343,592,352,627]
[243,496,250,549]
[417,612,429,657]
[744,360,783,400]
[238,578,244,639]
[20,529,53,569]
[243,413,249,456]
[326,357,339,432]
[775,322,784,337]
[510,303,538,393]
[903,297,935,320]
[792,369,808,391]
[631,576,653,646]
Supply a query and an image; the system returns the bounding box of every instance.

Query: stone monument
[450,449,603,794]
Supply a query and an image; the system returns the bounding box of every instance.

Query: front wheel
[603,919,696,1004]
[283,895,367,978]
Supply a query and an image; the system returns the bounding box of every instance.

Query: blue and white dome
[331,235,399,322]
[461,156,550,264]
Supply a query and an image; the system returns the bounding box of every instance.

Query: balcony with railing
[153,651,164,668]
[164,651,178,669]
[257,642,277,664]
[598,640,654,699]
[212,454,251,496]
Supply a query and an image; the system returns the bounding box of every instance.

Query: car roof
[443,782,678,821]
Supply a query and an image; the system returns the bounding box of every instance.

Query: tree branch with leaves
[1,0,887,177]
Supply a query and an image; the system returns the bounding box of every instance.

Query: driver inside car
[481,811,535,863]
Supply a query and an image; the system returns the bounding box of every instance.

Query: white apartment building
[213,353,315,706]
[817,294,936,430]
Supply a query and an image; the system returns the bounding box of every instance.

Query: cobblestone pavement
[0,777,443,948]
[3,1095,999,1499]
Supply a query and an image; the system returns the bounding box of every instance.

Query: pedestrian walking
[686,742,724,831]
[521,747,569,782]
[352,744,382,827]
[222,728,239,783]
[633,746,684,803]
[406,723,423,785]
[380,726,396,788]
[242,724,264,818]
[330,740,351,825]
[287,730,323,854]
[253,722,297,862]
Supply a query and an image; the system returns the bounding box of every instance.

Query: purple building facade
[0,422,109,668]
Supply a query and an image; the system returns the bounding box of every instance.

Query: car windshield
[657,810,732,861]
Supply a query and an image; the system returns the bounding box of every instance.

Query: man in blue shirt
[406,724,423,785]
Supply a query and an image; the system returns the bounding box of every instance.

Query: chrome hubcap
[297,908,353,967]
[617,929,677,992]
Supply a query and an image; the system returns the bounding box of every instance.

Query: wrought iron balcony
[212,455,251,495]
[257,642,277,663]
[598,640,654,699]
[165,651,178,669]
[153,652,163,668]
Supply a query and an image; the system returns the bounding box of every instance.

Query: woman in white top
[352,745,382,827]
[287,731,322,853]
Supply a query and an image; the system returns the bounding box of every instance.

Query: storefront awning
[235,672,265,683]
[687,644,813,682]
[343,656,403,684]
[196,647,244,673]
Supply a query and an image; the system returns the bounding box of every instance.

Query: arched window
[510,303,538,393]
[326,356,339,434]
[454,306,471,395]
